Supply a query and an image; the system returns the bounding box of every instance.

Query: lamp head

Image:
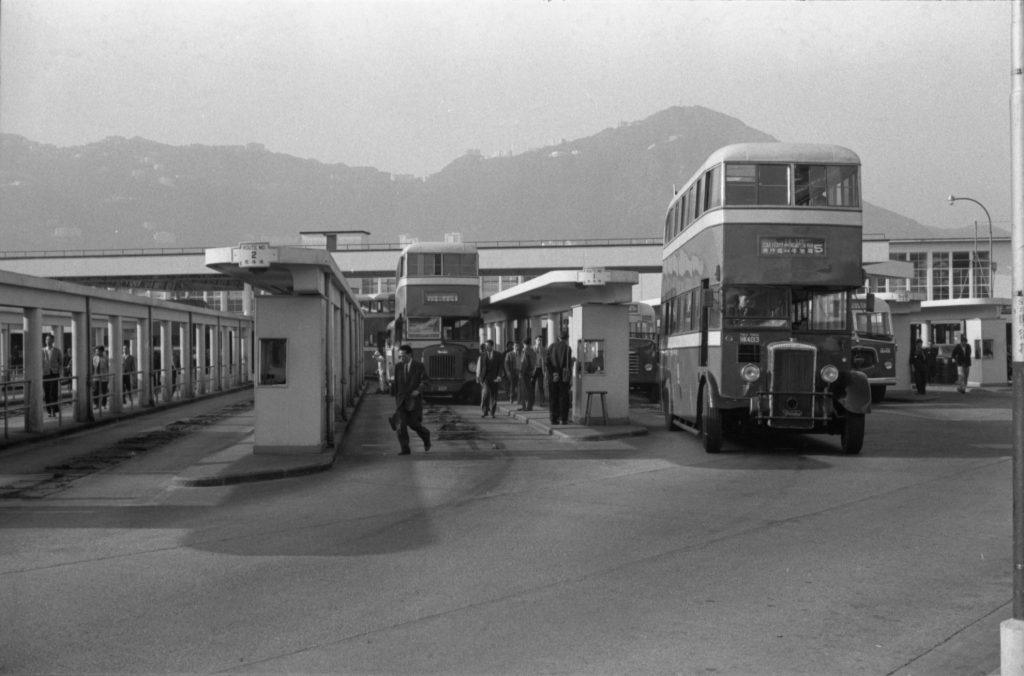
[947,194,957,205]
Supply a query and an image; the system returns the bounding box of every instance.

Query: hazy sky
[1,0,1013,232]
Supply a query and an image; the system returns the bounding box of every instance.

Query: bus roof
[680,142,860,194]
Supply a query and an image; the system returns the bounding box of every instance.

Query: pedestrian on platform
[390,344,431,455]
[532,335,548,406]
[503,341,521,404]
[952,333,973,394]
[91,345,110,410]
[476,340,504,417]
[547,329,572,424]
[121,342,136,405]
[518,337,537,411]
[910,338,928,395]
[42,333,62,417]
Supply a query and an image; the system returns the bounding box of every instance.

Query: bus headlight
[644,363,654,372]
[467,361,477,374]
[740,363,760,382]
[883,360,893,370]
[820,365,839,383]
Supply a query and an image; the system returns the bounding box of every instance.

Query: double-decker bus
[356,292,396,381]
[851,294,897,403]
[393,242,481,402]
[660,143,872,454]
[627,302,660,401]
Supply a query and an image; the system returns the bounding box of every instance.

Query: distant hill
[0,106,979,252]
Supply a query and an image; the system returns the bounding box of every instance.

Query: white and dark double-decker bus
[393,242,481,402]
[660,143,872,454]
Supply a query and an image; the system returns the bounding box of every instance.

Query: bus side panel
[721,222,863,287]
[663,336,702,422]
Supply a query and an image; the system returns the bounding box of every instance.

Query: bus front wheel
[701,386,722,454]
[841,413,865,454]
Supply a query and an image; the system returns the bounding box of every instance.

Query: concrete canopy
[481,268,639,321]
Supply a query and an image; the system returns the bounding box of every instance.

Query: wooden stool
[584,390,608,425]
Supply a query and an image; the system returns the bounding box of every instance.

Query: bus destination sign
[759,237,826,257]
[425,292,460,304]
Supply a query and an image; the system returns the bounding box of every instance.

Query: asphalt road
[0,387,1012,675]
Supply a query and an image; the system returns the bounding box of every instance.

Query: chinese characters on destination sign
[759,237,826,257]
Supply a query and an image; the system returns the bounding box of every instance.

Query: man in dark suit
[476,339,504,417]
[546,329,573,425]
[391,344,431,455]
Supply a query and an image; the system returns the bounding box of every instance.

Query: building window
[952,251,972,299]
[932,252,950,300]
[909,252,927,297]
[974,252,991,298]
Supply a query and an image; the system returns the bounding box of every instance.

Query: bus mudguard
[835,370,872,415]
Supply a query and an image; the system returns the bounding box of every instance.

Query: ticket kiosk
[206,244,364,455]
[569,302,630,424]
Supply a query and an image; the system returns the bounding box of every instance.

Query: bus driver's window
[727,290,756,317]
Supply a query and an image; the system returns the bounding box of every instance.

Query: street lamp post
[948,195,995,296]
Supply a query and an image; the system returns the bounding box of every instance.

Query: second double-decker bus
[660,143,872,454]
[356,291,396,381]
[393,242,481,402]
[851,293,897,403]
[627,302,660,401]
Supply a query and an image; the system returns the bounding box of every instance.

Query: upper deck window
[722,161,858,208]
[724,163,789,206]
[406,252,478,277]
[794,164,859,207]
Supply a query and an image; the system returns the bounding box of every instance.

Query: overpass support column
[194,322,207,395]
[23,307,43,432]
[71,311,90,420]
[109,316,123,414]
[181,318,194,398]
[159,320,173,402]
[138,317,153,407]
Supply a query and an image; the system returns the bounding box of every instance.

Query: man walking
[951,333,973,394]
[476,340,504,417]
[546,329,572,425]
[391,344,431,455]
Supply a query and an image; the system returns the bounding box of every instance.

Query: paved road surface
[0,386,1011,674]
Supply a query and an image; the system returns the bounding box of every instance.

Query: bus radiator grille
[767,345,816,429]
[629,353,639,375]
[426,354,459,380]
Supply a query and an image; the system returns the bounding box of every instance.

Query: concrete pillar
[138,318,153,407]
[921,320,933,346]
[216,323,226,391]
[109,316,123,414]
[1002,618,1024,676]
[194,322,207,395]
[0,325,7,378]
[219,291,229,313]
[181,319,194,398]
[159,320,172,402]
[71,311,90,421]
[242,283,254,316]
[23,308,43,432]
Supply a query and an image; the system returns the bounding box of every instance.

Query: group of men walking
[476,330,573,425]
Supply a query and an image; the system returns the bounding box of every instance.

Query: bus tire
[870,385,886,404]
[662,384,676,431]
[701,385,722,454]
[841,413,865,454]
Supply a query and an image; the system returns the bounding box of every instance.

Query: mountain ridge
[0,106,989,252]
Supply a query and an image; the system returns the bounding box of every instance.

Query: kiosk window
[581,339,605,374]
[260,338,287,385]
